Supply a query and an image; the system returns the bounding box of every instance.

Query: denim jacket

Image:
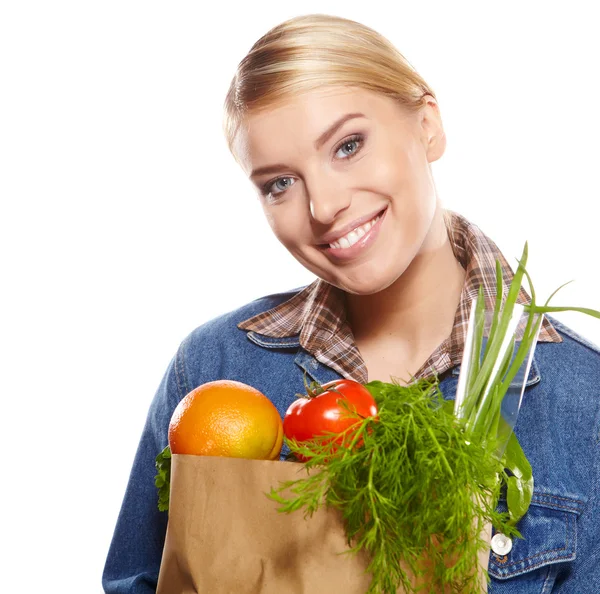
[103,289,600,593]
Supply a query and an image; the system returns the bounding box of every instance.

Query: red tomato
[283,379,378,461]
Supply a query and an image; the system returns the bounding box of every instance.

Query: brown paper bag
[156,454,490,594]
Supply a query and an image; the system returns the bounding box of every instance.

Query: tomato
[283,379,378,461]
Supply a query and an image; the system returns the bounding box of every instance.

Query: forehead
[234,86,406,175]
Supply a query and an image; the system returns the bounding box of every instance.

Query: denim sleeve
[102,344,188,593]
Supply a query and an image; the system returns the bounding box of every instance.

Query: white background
[1,1,599,592]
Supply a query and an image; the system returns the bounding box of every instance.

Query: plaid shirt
[238,210,562,382]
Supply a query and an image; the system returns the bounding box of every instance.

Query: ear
[419,96,446,163]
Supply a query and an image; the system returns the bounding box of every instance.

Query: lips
[328,211,384,249]
[319,207,388,261]
[317,207,388,246]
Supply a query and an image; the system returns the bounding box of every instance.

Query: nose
[307,174,352,225]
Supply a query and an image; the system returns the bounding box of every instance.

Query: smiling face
[234,86,447,295]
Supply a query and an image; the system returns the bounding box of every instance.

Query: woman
[103,14,600,593]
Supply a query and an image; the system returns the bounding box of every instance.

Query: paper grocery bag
[156,454,490,594]
[156,454,375,594]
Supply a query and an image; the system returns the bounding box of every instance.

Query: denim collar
[246,330,542,388]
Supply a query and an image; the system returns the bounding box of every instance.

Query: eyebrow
[250,112,366,178]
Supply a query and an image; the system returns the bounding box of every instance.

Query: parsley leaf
[155,445,171,512]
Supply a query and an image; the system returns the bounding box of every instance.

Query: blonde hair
[223,14,436,159]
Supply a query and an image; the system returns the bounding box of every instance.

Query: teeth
[329,214,381,250]
[346,230,359,245]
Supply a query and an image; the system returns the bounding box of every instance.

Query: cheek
[368,151,403,189]
[261,204,310,250]
[382,139,434,217]
[360,136,413,198]
[262,207,276,229]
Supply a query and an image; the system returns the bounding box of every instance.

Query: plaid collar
[238,210,561,382]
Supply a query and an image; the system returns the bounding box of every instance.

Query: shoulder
[172,286,306,388]
[546,315,600,358]
[531,315,600,418]
[184,286,306,344]
[538,315,600,379]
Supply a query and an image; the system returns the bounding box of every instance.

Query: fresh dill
[269,378,512,594]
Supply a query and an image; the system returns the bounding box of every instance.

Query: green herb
[456,242,600,524]
[155,445,172,512]
[269,378,512,594]
[502,432,533,527]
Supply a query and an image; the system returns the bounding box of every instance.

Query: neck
[345,208,466,354]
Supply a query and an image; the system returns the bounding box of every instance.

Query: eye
[334,133,365,160]
[259,133,365,201]
[262,176,295,199]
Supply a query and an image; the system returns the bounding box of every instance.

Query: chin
[332,267,404,296]
[341,280,395,296]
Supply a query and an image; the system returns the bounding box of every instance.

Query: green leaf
[483,260,504,362]
[155,445,172,513]
[543,280,575,306]
[364,380,388,404]
[502,433,533,526]
[465,286,486,408]
[527,305,600,319]
[468,243,528,405]
[472,333,516,436]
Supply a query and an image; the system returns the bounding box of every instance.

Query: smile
[321,207,387,261]
[328,212,384,249]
